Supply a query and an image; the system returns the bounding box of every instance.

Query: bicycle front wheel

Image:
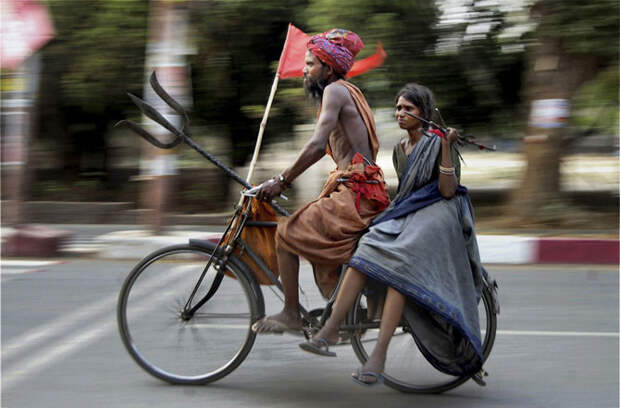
[349,286,497,394]
[117,243,261,385]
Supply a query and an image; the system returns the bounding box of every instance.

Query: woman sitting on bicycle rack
[300,83,491,387]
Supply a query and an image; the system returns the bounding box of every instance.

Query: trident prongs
[149,71,190,134]
[126,92,186,141]
[115,71,191,148]
[114,119,183,149]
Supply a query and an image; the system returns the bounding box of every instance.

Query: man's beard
[304,75,329,103]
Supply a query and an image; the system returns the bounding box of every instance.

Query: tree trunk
[0,55,41,226]
[139,0,192,234]
[507,7,599,223]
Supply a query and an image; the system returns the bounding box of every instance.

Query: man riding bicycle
[252,28,390,335]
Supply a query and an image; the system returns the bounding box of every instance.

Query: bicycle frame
[184,194,381,336]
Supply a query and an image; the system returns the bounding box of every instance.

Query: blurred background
[1,0,618,233]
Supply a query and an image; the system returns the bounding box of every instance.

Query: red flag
[277,24,386,79]
[277,24,311,79]
[346,43,386,78]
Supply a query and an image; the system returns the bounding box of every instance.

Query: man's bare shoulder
[323,81,353,106]
[324,81,350,98]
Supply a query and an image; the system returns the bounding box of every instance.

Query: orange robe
[276,80,389,298]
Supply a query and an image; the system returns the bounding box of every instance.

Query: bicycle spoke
[192,312,252,319]
[117,244,259,384]
[349,288,497,394]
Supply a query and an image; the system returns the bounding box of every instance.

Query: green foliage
[531,1,619,137]
[188,0,306,165]
[304,0,441,103]
[571,65,620,134]
[34,0,618,177]
[42,0,148,114]
[535,0,619,58]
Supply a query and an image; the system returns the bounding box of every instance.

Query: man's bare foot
[252,310,302,335]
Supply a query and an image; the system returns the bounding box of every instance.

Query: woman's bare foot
[312,324,340,346]
[298,323,341,357]
[361,355,385,376]
[352,354,385,385]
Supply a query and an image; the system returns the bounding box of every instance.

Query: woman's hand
[444,127,459,144]
[256,177,284,202]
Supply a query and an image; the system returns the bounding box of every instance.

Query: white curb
[96,230,220,260]
[477,235,537,264]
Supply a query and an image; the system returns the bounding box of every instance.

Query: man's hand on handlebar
[256,177,284,202]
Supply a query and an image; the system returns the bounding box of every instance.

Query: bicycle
[116,72,499,393]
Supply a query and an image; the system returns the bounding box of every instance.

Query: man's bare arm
[283,84,347,181]
[257,84,346,201]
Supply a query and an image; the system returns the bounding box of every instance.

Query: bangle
[277,173,291,188]
[439,165,455,175]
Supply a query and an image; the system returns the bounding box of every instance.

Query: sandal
[352,368,384,387]
[299,337,337,357]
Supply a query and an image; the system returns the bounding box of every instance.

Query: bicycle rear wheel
[117,243,261,385]
[349,286,497,393]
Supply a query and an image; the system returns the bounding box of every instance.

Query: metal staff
[403,111,497,151]
[115,71,290,217]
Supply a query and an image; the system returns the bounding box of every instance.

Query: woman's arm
[438,128,459,198]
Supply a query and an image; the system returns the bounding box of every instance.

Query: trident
[115,71,290,216]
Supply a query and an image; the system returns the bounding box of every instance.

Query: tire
[117,243,262,385]
[349,286,497,394]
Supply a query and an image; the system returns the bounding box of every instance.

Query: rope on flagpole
[245,72,281,184]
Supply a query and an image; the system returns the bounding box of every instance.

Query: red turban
[307,28,364,75]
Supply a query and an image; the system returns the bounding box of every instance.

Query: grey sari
[349,132,490,376]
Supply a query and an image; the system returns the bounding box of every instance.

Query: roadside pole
[0,57,38,226]
[1,0,54,228]
[139,0,193,234]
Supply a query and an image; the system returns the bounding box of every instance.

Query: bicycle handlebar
[243,184,288,201]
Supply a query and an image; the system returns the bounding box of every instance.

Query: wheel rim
[350,288,496,393]
[118,247,257,384]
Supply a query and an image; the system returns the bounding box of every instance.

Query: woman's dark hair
[395,83,435,128]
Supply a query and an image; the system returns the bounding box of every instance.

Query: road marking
[178,327,620,337]
[191,323,250,329]
[2,317,117,391]
[2,264,214,392]
[1,268,46,275]
[0,260,63,275]
[1,260,61,267]
[497,330,619,337]
[2,264,193,361]
[2,294,118,361]
[2,265,225,392]
[167,327,620,338]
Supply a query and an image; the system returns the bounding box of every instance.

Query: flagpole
[245,72,281,185]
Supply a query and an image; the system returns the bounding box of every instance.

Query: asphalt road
[1,259,618,408]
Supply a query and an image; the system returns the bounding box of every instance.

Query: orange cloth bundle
[223,198,280,285]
